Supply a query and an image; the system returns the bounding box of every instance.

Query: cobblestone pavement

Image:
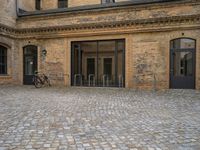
[0,86,200,150]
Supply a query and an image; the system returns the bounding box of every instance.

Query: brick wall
[0,0,16,27]
[69,0,100,7]
[16,2,200,29]
[42,0,57,10]
[14,29,199,89]
[18,0,133,11]
[19,0,35,11]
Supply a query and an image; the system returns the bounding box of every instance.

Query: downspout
[16,0,19,17]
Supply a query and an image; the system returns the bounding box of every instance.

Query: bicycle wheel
[34,76,43,88]
[46,78,51,87]
[43,75,51,87]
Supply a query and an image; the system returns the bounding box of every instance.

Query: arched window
[0,45,7,75]
[170,38,195,49]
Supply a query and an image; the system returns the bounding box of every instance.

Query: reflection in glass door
[87,58,95,79]
[103,58,112,79]
[98,41,115,86]
[173,52,193,77]
[25,57,35,75]
[71,39,125,87]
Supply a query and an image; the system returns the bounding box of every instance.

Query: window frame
[101,0,115,4]
[58,0,68,8]
[0,46,7,75]
[35,0,41,10]
[170,38,195,50]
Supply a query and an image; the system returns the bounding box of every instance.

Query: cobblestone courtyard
[0,86,200,150]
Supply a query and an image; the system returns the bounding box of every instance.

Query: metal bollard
[118,75,124,88]
[74,74,82,86]
[133,75,139,90]
[106,76,109,87]
[153,74,157,91]
[103,75,108,87]
[88,74,95,86]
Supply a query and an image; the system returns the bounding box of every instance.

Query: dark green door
[170,38,196,89]
[23,46,38,85]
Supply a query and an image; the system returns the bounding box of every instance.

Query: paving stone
[0,86,200,149]
[43,144,51,148]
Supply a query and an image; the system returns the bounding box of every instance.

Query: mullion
[114,41,118,87]
[97,41,99,86]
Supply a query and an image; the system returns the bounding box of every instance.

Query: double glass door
[71,40,125,87]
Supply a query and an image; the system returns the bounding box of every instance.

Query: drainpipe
[16,0,19,17]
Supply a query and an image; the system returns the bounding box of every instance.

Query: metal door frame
[71,39,125,87]
[169,38,196,89]
[23,45,38,85]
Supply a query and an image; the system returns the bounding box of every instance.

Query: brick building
[0,0,199,89]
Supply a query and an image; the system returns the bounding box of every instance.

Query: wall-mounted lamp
[42,49,47,57]
[42,49,47,63]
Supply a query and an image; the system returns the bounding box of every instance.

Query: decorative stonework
[1,14,200,39]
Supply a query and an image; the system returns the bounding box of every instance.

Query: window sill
[0,75,12,79]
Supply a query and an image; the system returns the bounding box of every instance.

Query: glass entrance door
[98,41,115,87]
[23,46,38,85]
[170,38,196,89]
[71,39,125,87]
[87,58,95,79]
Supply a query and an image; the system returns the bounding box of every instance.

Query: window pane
[171,38,195,49]
[24,49,36,55]
[25,57,35,75]
[58,0,68,8]
[87,58,95,80]
[180,39,195,49]
[98,41,115,86]
[102,0,115,4]
[173,52,193,77]
[35,0,41,10]
[0,46,7,74]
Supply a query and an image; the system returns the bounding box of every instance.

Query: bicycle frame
[33,72,51,88]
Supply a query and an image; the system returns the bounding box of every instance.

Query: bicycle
[32,72,51,88]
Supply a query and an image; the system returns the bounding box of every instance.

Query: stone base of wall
[0,76,20,85]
